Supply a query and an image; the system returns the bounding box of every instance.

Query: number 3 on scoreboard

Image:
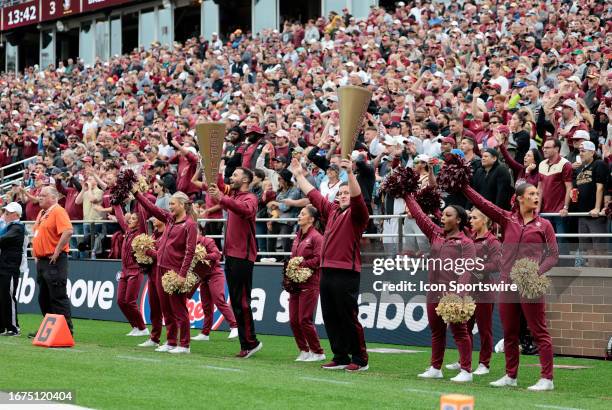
[50,1,56,15]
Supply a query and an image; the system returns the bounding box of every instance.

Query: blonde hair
[171,192,198,221]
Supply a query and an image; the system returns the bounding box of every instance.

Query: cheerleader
[464,183,558,391]
[446,208,501,375]
[404,195,475,383]
[112,204,149,337]
[134,190,198,354]
[191,231,239,341]
[137,216,165,348]
[288,205,325,362]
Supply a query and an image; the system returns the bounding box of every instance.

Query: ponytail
[171,191,198,221]
[304,205,324,233]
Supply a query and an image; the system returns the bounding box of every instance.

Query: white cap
[228,113,240,121]
[567,76,582,86]
[572,130,590,140]
[580,141,596,151]
[212,32,218,36]
[415,154,430,162]
[275,130,289,137]
[3,202,22,217]
[561,99,577,110]
[291,122,304,130]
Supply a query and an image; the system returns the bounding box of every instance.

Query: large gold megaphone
[338,85,372,159]
[195,122,226,184]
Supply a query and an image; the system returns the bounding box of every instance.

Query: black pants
[36,254,73,332]
[224,256,258,350]
[320,268,368,366]
[0,272,20,333]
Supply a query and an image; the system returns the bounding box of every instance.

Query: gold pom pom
[193,244,210,266]
[136,176,150,194]
[180,271,201,293]
[435,294,476,324]
[161,270,181,294]
[510,258,551,299]
[132,234,156,265]
[285,256,313,283]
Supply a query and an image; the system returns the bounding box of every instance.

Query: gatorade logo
[37,316,57,342]
[140,283,229,330]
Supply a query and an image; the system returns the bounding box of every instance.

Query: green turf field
[0,314,610,409]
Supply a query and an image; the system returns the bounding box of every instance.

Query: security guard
[0,202,26,336]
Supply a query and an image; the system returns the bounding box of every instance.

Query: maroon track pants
[427,303,472,372]
[467,303,494,367]
[117,272,145,330]
[289,288,323,354]
[199,274,237,335]
[148,267,164,343]
[158,268,190,348]
[499,300,553,380]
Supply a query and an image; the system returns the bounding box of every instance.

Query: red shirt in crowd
[538,155,572,213]
[170,150,199,195]
[55,179,83,220]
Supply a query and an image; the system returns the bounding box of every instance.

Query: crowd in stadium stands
[0,1,610,264]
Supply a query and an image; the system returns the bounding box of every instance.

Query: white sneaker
[445,362,461,370]
[228,328,239,339]
[132,328,150,337]
[490,374,518,387]
[138,339,159,347]
[304,353,326,362]
[495,338,505,353]
[155,343,176,353]
[417,366,443,379]
[527,378,554,391]
[244,342,263,358]
[260,258,277,263]
[168,346,191,354]
[295,351,311,362]
[126,327,138,336]
[450,369,473,383]
[473,363,490,375]
[192,333,210,341]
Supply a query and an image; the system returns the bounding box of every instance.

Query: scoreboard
[1,0,135,31]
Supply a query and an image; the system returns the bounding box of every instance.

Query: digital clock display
[2,2,40,30]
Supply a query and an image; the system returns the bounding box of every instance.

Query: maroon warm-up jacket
[193,235,223,278]
[290,225,323,289]
[472,231,502,277]
[113,204,146,275]
[464,186,559,280]
[307,189,369,272]
[135,192,197,277]
[216,174,258,262]
[405,195,475,286]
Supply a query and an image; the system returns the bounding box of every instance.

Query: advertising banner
[17,260,503,348]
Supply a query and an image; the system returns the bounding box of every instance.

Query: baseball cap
[228,113,240,121]
[580,141,596,151]
[572,130,590,140]
[3,202,22,216]
[414,154,430,163]
[561,99,577,110]
[442,137,456,146]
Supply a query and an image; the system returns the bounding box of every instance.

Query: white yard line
[116,355,161,363]
[534,405,584,410]
[404,388,441,396]
[300,377,353,385]
[201,365,243,373]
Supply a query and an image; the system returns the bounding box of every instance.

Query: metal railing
[20,212,612,260]
[0,156,33,199]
